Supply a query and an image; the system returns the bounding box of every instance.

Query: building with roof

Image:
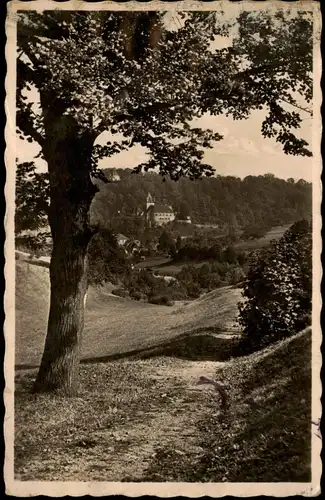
[116,233,128,246]
[124,239,141,254]
[145,193,176,227]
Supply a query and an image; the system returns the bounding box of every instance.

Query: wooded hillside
[91,169,311,237]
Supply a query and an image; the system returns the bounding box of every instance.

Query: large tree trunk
[33,231,89,395]
[33,115,98,396]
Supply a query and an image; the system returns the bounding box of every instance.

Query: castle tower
[146,192,155,210]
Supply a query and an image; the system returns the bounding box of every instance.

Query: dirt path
[84,360,220,481]
[23,360,223,482]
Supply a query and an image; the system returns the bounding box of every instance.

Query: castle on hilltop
[145,193,176,227]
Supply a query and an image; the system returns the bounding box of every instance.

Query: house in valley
[177,215,192,224]
[116,233,128,246]
[124,239,141,255]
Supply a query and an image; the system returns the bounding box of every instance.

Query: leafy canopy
[17,9,312,187]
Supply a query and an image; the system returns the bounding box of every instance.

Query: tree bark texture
[33,113,97,396]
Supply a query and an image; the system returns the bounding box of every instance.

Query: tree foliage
[15,161,49,234]
[158,230,175,253]
[177,201,191,221]
[17,10,312,178]
[237,219,312,351]
[241,223,269,241]
[15,161,51,255]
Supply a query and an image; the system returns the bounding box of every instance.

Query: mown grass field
[15,260,241,368]
[15,329,312,482]
[234,224,292,251]
[134,255,204,276]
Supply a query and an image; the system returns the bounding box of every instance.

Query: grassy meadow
[15,260,241,368]
[234,224,292,251]
[142,328,312,482]
[14,252,312,482]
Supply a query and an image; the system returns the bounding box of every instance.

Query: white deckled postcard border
[4,1,322,496]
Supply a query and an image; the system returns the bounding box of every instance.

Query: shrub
[16,234,52,258]
[210,261,229,277]
[129,290,145,301]
[88,229,130,286]
[167,288,188,301]
[223,245,238,264]
[185,281,201,299]
[241,223,269,240]
[148,295,175,306]
[112,288,128,298]
[237,219,312,352]
[225,267,246,286]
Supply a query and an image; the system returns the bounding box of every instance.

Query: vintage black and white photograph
[4,0,322,496]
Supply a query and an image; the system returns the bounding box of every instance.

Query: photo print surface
[4,0,322,497]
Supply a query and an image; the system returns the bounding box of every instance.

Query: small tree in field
[16,9,313,395]
[87,229,129,286]
[158,230,175,254]
[238,219,312,351]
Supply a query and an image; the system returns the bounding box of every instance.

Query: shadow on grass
[16,330,241,371]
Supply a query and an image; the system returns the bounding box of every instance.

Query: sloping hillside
[201,327,313,482]
[15,260,51,366]
[91,168,312,231]
[143,328,313,482]
[14,329,312,482]
[15,260,241,367]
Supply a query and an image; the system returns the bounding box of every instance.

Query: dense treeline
[86,227,247,303]
[91,169,311,237]
[112,258,247,305]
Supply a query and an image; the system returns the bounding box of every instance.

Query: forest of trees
[91,169,312,238]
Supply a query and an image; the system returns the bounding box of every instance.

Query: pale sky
[16,10,313,182]
[17,109,312,182]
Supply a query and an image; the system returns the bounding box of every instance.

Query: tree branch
[232,62,287,81]
[17,107,45,147]
[93,102,173,136]
[18,41,41,69]
[278,97,312,116]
